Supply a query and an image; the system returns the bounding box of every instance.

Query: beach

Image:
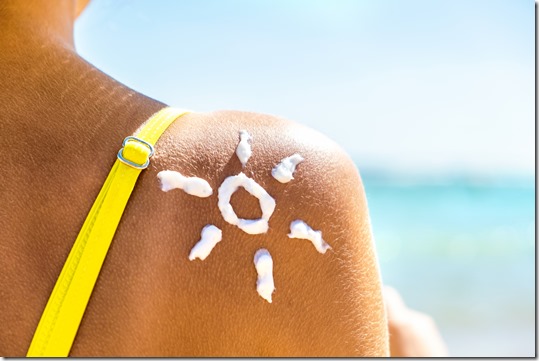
[363,170,535,357]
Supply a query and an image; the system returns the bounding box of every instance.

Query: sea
[361,170,535,357]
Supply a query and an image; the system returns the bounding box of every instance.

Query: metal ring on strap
[117,136,155,169]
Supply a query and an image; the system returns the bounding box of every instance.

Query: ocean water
[361,172,535,357]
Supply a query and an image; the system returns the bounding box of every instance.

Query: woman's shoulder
[103,108,389,355]
[153,108,360,186]
[149,108,372,246]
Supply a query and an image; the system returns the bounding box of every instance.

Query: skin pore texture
[0,0,388,356]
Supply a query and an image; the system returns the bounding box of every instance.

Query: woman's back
[0,1,388,355]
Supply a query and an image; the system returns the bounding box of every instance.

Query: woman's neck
[0,0,164,150]
[0,0,76,49]
[0,0,164,153]
[0,0,79,96]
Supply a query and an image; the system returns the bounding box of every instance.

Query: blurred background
[75,0,535,356]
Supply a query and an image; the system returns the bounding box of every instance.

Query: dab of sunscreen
[236,130,252,167]
[271,153,304,183]
[254,249,275,303]
[189,225,223,261]
[218,172,276,234]
[157,170,213,198]
[288,220,331,254]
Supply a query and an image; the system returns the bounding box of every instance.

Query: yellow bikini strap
[27,107,190,357]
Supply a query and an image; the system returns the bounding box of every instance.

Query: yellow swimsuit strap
[27,107,190,357]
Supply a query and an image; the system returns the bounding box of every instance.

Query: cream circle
[217,172,276,234]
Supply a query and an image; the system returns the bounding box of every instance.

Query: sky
[75,0,534,178]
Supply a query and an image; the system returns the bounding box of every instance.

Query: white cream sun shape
[157,130,331,303]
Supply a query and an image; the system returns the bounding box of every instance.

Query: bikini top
[26,107,190,357]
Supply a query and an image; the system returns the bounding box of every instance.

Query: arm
[385,286,448,357]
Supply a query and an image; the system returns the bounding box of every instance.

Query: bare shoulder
[155,109,369,213]
[73,109,389,356]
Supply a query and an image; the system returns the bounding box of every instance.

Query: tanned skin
[0,0,389,356]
